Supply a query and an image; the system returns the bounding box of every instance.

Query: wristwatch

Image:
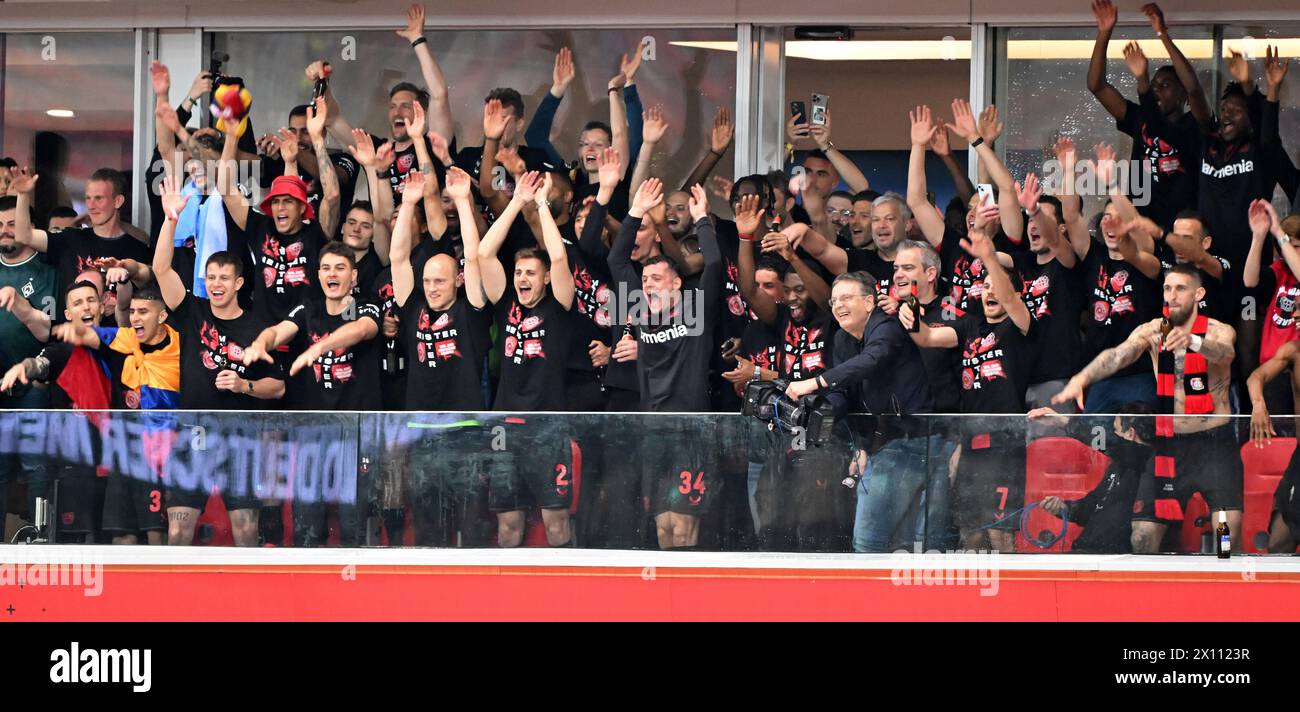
[245,379,254,394]
[1188,335,1204,353]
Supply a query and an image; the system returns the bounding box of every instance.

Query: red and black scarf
[1153,310,1213,520]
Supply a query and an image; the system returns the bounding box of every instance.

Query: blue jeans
[1083,372,1156,414]
[911,436,957,550]
[853,434,936,553]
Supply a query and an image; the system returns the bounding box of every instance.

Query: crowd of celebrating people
[1,2,1299,554]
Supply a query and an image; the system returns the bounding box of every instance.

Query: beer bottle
[1216,511,1231,559]
[905,284,921,333]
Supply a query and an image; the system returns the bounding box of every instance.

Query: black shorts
[487,418,573,513]
[565,368,608,412]
[641,421,716,517]
[952,442,1026,532]
[1273,447,1300,534]
[101,472,166,534]
[51,463,100,535]
[164,485,261,514]
[1134,424,1244,522]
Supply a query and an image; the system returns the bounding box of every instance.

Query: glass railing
[1,409,1294,554]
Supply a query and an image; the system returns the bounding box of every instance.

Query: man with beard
[152,175,286,546]
[1055,264,1239,552]
[609,180,722,549]
[478,171,577,548]
[901,216,1033,553]
[11,167,150,325]
[242,243,382,546]
[221,96,341,326]
[732,196,842,550]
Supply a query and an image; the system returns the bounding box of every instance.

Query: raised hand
[401,172,426,205]
[1266,44,1290,91]
[785,112,811,143]
[809,109,833,149]
[1124,41,1149,78]
[978,104,1003,144]
[642,105,668,144]
[427,130,453,166]
[9,167,37,195]
[971,203,1000,235]
[305,60,329,82]
[276,127,300,164]
[187,71,213,100]
[306,96,328,140]
[495,144,525,178]
[929,123,952,156]
[483,99,509,141]
[1140,3,1167,35]
[909,105,938,147]
[710,107,734,154]
[596,147,622,191]
[1248,199,1273,236]
[1016,173,1042,213]
[687,184,710,222]
[375,141,396,171]
[552,47,575,96]
[1227,49,1251,86]
[1053,136,1078,168]
[1092,0,1117,32]
[536,173,554,207]
[620,42,645,84]
[514,171,543,204]
[156,102,183,135]
[160,174,190,220]
[1093,142,1117,188]
[947,98,980,142]
[760,231,795,261]
[733,194,765,235]
[150,61,171,97]
[445,166,472,201]
[347,128,378,167]
[961,227,998,262]
[632,177,664,215]
[395,3,426,42]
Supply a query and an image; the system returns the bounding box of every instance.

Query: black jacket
[821,308,932,426]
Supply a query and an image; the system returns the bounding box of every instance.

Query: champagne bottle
[1216,511,1231,559]
[904,284,921,332]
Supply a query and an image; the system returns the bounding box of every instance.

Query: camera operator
[784,271,933,554]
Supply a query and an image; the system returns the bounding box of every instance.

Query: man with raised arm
[11,167,150,325]
[257,104,360,235]
[152,175,285,546]
[221,96,340,325]
[1055,263,1240,552]
[241,241,382,547]
[478,171,577,548]
[1087,1,1208,229]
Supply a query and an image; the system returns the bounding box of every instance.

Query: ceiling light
[46,109,75,118]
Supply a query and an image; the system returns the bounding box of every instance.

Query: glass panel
[210,29,736,202]
[0,32,137,227]
[3,410,1287,554]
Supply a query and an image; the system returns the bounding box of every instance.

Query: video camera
[741,378,836,447]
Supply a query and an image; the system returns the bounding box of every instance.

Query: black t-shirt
[1013,253,1086,383]
[452,144,557,183]
[169,293,281,410]
[352,248,384,302]
[847,248,895,299]
[285,299,383,410]
[402,295,492,411]
[1155,244,1232,322]
[771,305,834,381]
[918,296,963,413]
[259,150,359,235]
[955,315,1032,416]
[1117,95,1201,230]
[713,220,753,343]
[368,134,450,200]
[232,214,330,323]
[563,228,615,373]
[1081,242,1161,378]
[36,341,80,409]
[493,292,571,411]
[44,227,151,326]
[740,318,781,376]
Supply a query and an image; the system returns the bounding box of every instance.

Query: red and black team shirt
[1081,241,1161,379]
[231,213,329,324]
[955,314,1033,417]
[1013,252,1086,384]
[492,292,570,412]
[169,293,281,411]
[286,300,383,411]
[401,295,492,412]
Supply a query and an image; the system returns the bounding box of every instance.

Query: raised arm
[906,105,947,248]
[1018,173,1075,268]
[478,171,539,304]
[307,61,356,149]
[767,223,831,311]
[1054,320,1158,409]
[948,100,1023,242]
[809,110,869,193]
[967,223,1031,333]
[608,47,643,168]
[629,105,667,202]
[389,172,425,308]
[1053,137,1092,261]
[404,102,447,239]
[447,168,487,309]
[533,174,574,310]
[523,48,572,169]
[734,194,778,326]
[306,97,341,236]
[0,287,51,343]
[396,4,454,143]
[478,99,513,218]
[348,129,396,261]
[681,108,734,191]
[1087,0,1129,121]
[218,112,250,230]
[898,301,959,348]
[11,169,48,253]
[796,224,849,275]
[1143,4,1212,129]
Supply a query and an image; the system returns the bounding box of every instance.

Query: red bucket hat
[259,175,315,221]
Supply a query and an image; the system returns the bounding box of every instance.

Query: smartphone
[977,183,995,208]
[810,93,829,126]
[790,101,807,125]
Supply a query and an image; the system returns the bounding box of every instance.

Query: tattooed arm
[1053,319,1158,409]
[1193,321,1236,364]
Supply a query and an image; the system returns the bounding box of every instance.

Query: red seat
[1178,493,1210,553]
[1240,438,1295,553]
[1018,437,1111,552]
[194,491,235,546]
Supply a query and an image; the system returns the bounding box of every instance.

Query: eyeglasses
[828,293,870,307]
